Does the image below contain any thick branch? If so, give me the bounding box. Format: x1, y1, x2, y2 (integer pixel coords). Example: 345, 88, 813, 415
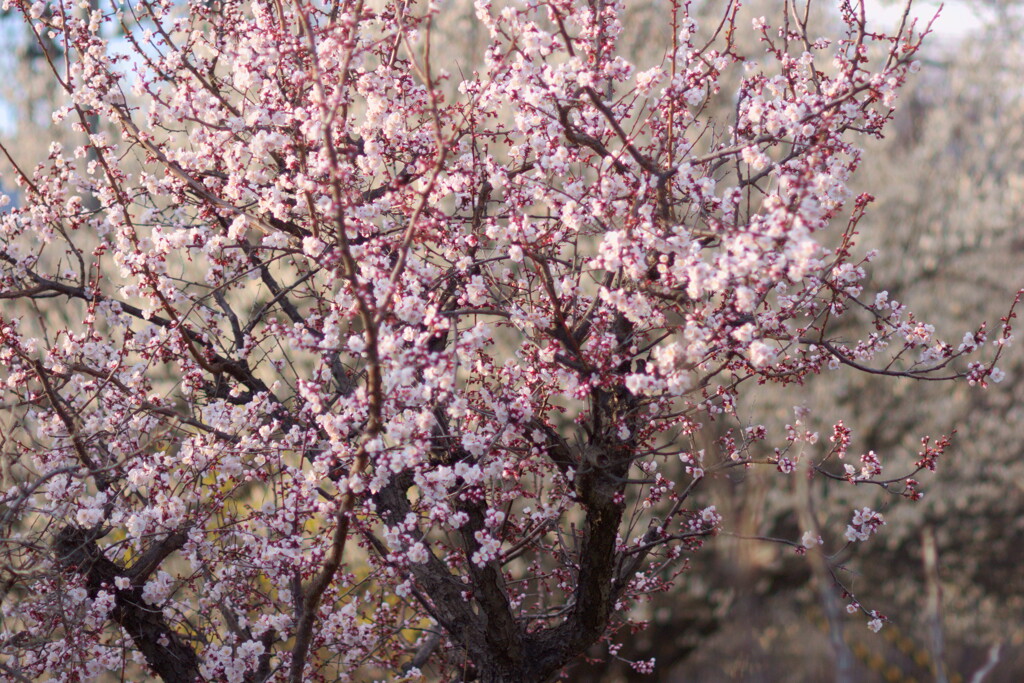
53, 526, 200, 683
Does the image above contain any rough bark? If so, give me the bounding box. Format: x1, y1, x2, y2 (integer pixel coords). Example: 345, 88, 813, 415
53, 526, 201, 683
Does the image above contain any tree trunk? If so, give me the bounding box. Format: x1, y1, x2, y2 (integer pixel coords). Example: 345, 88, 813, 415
53, 526, 201, 683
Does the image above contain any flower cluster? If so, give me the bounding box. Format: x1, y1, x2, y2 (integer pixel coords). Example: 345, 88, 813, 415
845, 507, 886, 543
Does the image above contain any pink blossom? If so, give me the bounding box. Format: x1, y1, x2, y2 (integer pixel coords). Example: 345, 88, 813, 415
0, 1, 1006, 679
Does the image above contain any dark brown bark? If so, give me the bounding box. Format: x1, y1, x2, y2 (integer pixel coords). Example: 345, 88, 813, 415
53, 526, 201, 683
374, 318, 643, 682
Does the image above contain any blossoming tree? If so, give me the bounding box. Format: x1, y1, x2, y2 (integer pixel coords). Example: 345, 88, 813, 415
0, 0, 1014, 680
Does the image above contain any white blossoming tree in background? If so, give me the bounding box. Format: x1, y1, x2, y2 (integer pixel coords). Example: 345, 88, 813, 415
0, 0, 1015, 680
